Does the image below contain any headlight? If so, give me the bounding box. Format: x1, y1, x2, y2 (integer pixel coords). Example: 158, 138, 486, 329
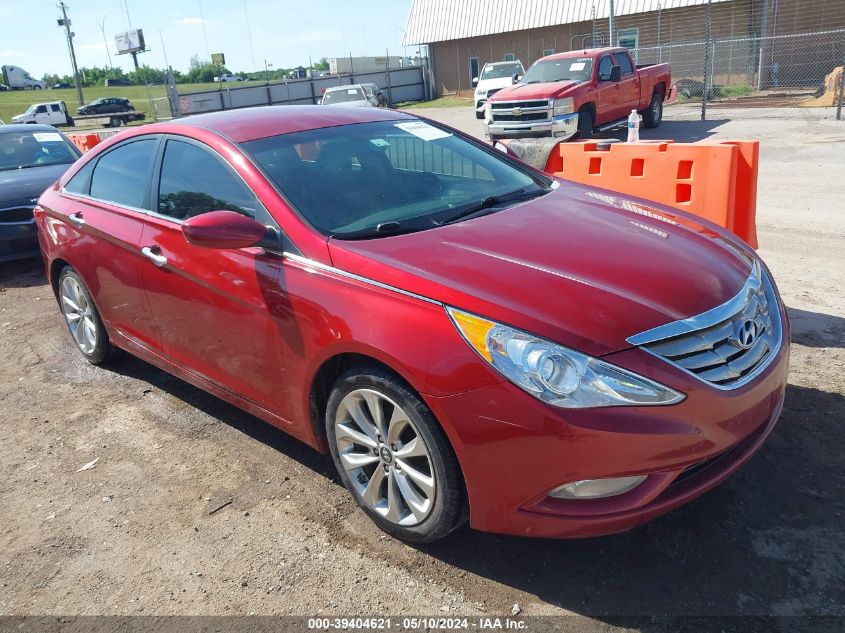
553, 97, 575, 116
447, 308, 684, 409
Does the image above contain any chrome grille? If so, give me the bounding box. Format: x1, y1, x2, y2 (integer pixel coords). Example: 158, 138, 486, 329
490, 99, 549, 109
627, 261, 782, 389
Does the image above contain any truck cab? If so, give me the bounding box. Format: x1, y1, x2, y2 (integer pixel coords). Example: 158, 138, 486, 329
485, 48, 671, 141
11, 101, 73, 126
1, 65, 46, 90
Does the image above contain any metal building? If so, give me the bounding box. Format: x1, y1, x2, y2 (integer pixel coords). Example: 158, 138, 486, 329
403, 0, 845, 97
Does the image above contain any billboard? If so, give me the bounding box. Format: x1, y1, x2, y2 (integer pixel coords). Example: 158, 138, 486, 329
115, 29, 145, 55
211, 53, 226, 66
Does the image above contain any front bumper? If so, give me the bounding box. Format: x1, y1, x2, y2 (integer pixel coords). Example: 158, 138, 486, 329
486, 112, 579, 140
0, 218, 39, 262
424, 317, 789, 538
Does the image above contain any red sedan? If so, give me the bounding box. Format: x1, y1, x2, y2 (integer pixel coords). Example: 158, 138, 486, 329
34, 106, 788, 542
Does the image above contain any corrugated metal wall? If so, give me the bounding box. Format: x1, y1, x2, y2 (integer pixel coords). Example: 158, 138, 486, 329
403, 0, 731, 45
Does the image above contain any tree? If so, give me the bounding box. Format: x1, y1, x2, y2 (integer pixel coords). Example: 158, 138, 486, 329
313, 57, 329, 71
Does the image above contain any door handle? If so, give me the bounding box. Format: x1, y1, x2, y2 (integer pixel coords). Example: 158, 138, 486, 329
68, 212, 85, 227
141, 246, 168, 268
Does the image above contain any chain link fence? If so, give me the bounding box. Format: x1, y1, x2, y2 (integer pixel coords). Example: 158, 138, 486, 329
632, 29, 844, 120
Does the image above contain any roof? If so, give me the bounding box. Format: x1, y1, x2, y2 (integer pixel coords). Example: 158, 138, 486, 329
403, 0, 729, 45
166, 105, 414, 143
0, 123, 61, 134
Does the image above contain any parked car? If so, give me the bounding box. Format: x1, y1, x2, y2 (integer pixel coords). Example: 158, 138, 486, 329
0, 124, 80, 261
76, 97, 132, 116
36, 106, 788, 543
485, 47, 671, 140
214, 74, 242, 82
472, 60, 525, 118
104, 78, 130, 87
11, 101, 74, 126
361, 83, 389, 107
320, 84, 376, 107
53, 82, 73, 89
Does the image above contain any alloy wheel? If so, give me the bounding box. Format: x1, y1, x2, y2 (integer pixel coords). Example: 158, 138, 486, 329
334, 388, 436, 526
60, 276, 98, 355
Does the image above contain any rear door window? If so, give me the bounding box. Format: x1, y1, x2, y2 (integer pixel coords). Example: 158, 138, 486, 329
616, 53, 634, 75
89, 138, 157, 209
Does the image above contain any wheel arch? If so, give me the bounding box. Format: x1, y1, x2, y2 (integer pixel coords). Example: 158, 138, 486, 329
307, 350, 424, 447
654, 81, 666, 99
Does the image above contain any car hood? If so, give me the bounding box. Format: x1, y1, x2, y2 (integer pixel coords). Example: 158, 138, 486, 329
0, 163, 71, 207
476, 77, 516, 94
328, 182, 754, 356
490, 81, 579, 101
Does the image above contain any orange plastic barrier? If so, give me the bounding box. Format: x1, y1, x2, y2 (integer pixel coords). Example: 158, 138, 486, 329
66, 130, 121, 154
544, 139, 759, 249
67, 133, 102, 153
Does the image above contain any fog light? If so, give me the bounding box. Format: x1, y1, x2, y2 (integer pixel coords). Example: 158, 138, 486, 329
549, 475, 647, 500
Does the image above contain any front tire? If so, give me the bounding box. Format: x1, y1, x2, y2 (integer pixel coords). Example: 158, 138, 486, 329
577, 109, 593, 138
326, 366, 466, 543
642, 92, 663, 128
58, 267, 112, 365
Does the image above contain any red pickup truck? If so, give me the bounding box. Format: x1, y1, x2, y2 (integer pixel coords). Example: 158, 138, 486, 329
485, 47, 672, 141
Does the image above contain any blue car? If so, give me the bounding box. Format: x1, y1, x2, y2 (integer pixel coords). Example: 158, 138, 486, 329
0, 124, 81, 262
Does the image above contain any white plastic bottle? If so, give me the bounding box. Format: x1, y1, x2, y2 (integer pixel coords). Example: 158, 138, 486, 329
626, 109, 641, 143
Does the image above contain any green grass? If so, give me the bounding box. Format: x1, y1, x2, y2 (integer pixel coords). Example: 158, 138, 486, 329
397, 96, 473, 109
718, 85, 755, 99
0, 82, 263, 128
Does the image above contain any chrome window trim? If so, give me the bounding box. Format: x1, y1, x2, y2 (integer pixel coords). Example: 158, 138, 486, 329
59, 189, 184, 224
628, 261, 784, 391
282, 252, 442, 306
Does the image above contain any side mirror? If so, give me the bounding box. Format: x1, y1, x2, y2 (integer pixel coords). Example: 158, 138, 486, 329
512, 73, 522, 84
472, 76, 479, 88
181, 210, 267, 250
610, 65, 622, 82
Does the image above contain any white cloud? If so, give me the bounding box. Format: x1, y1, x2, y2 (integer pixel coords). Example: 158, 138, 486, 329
175, 17, 203, 25
0, 50, 27, 57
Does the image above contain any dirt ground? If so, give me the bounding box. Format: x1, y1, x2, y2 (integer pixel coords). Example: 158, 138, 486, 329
1, 111, 843, 629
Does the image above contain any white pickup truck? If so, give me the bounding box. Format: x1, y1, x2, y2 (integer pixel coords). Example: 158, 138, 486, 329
12, 100, 145, 127
472, 60, 525, 119
214, 73, 243, 82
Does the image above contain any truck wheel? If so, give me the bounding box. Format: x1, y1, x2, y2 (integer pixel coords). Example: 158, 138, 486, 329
577, 109, 593, 138
33, 85, 42, 90
642, 92, 663, 128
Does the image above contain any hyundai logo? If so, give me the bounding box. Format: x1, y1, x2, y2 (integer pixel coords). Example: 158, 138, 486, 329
733, 319, 759, 350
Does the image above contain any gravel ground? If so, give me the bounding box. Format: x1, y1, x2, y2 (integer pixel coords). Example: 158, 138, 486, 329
0, 111, 843, 628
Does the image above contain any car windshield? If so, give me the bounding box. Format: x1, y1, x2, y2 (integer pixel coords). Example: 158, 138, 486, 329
322, 88, 366, 104
521, 57, 594, 84
481, 63, 522, 79
0, 130, 79, 171
241, 119, 551, 238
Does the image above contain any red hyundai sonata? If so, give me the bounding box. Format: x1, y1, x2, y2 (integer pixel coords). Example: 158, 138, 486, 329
34, 106, 788, 542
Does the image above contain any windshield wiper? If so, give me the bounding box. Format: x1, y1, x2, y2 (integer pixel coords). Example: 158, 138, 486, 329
331, 220, 431, 240
436, 187, 548, 226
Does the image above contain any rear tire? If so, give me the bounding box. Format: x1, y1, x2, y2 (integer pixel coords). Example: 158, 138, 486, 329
326, 365, 466, 543
57, 267, 112, 365
642, 92, 663, 128
577, 109, 593, 138
109, 117, 122, 128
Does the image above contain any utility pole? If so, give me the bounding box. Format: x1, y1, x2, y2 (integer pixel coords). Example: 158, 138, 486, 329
58, 2, 85, 107
608, 0, 615, 47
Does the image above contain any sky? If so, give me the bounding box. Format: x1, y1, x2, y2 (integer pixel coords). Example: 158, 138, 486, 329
0, 0, 416, 78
